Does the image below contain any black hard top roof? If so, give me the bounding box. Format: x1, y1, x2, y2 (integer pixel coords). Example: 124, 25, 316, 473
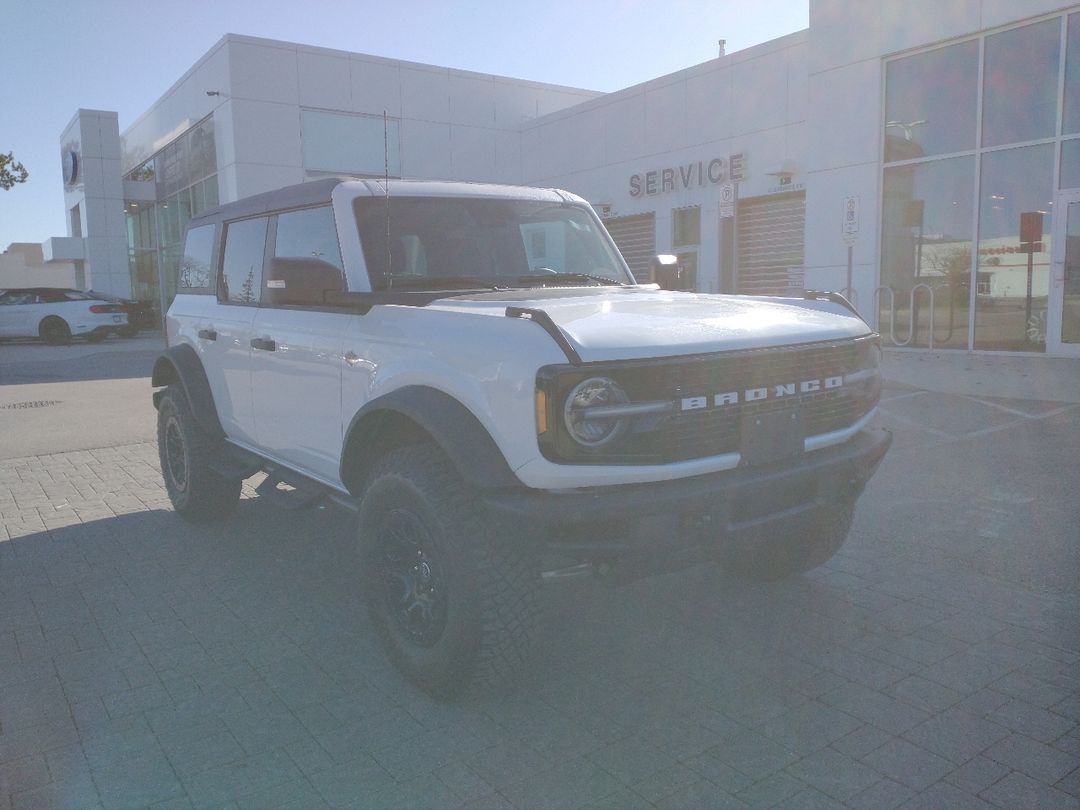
189, 177, 341, 226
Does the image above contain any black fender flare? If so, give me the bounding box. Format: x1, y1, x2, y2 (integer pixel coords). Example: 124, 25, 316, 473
150, 344, 225, 439
341, 386, 521, 493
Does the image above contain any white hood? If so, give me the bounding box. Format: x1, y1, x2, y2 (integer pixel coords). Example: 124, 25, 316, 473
431, 288, 872, 362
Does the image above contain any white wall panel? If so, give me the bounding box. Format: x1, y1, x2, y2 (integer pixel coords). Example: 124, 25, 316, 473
685, 69, 733, 146
786, 49, 809, 125
229, 100, 302, 168
228, 41, 299, 105
808, 0, 882, 73
450, 126, 496, 180
350, 58, 403, 116
298, 50, 351, 110
449, 74, 496, 126
806, 58, 881, 172
980, 0, 1076, 34
732, 52, 791, 135
878, 0, 981, 55
232, 163, 304, 199
402, 120, 451, 179
603, 95, 647, 165
400, 66, 450, 123
493, 130, 522, 184
645, 82, 687, 156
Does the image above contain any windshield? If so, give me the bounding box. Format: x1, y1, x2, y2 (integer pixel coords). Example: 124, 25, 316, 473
354, 197, 632, 291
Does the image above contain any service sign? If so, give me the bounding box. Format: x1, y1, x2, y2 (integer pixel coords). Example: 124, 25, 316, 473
630, 154, 745, 198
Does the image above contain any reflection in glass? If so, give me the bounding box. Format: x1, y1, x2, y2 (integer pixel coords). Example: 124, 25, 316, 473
885, 40, 978, 162
1063, 14, 1080, 134
275, 207, 343, 270
975, 144, 1054, 351
983, 19, 1060, 148
221, 217, 269, 304
672, 207, 701, 247
302, 110, 401, 177
1063, 202, 1080, 343
880, 157, 974, 348
1061, 138, 1080, 189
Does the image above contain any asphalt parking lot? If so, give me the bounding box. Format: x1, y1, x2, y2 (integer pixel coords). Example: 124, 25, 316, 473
0, 348, 1078, 809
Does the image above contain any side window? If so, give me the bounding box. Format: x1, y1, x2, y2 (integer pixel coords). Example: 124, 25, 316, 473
179, 224, 216, 293
220, 217, 268, 305
265, 206, 346, 307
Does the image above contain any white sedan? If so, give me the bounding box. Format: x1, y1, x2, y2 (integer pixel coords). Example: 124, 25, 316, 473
0, 287, 129, 344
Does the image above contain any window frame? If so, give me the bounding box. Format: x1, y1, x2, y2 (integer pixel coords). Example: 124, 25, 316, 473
177, 222, 219, 296
217, 215, 271, 308
261, 203, 348, 310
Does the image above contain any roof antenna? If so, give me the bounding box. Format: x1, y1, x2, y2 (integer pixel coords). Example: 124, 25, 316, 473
383, 110, 392, 291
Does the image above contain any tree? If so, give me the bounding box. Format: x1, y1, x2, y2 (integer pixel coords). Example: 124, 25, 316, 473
0, 152, 28, 190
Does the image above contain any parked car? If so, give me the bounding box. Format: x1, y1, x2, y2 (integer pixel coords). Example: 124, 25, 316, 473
0, 287, 128, 344
88, 291, 159, 336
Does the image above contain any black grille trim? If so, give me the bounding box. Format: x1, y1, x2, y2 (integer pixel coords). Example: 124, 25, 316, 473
537, 335, 879, 465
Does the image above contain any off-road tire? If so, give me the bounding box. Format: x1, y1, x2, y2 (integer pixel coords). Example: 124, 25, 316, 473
156, 385, 241, 522
357, 444, 540, 700
721, 500, 855, 582
39, 317, 72, 346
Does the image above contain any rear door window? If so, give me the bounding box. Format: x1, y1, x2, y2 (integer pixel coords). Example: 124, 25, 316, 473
220, 217, 269, 305
179, 224, 216, 293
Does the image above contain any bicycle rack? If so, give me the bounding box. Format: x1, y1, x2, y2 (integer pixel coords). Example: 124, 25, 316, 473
874, 284, 936, 349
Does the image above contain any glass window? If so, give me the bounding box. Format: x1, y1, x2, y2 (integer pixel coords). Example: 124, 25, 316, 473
975, 143, 1054, 350
880, 156, 975, 349
220, 217, 268, 304
1062, 201, 1080, 343
982, 19, 1061, 148
1061, 138, 1080, 188
1063, 13, 1080, 134
179, 225, 215, 292
885, 40, 979, 162
274, 207, 343, 269
672, 207, 701, 247
302, 110, 401, 177
265, 207, 345, 307
355, 198, 628, 290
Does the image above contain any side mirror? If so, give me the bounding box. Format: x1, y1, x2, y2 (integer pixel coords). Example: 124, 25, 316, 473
651, 254, 680, 290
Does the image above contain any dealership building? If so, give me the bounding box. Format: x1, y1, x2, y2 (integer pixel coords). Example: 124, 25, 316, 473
44, 0, 1080, 356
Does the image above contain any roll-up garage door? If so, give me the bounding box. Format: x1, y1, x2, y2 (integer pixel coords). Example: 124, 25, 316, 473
736, 192, 805, 295
603, 213, 656, 283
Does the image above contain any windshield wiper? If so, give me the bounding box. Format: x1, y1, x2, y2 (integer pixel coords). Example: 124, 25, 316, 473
516, 270, 628, 287
382, 275, 509, 291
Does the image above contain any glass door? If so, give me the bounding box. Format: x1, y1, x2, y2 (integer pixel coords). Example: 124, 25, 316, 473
1047, 189, 1080, 356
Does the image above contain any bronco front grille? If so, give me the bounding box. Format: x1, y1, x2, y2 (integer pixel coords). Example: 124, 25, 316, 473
539, 336, 878, 465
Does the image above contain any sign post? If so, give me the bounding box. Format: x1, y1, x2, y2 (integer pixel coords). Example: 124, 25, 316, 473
719, 182, 736, 219
842, 196, 859, 300
1020, 211, 1044, 338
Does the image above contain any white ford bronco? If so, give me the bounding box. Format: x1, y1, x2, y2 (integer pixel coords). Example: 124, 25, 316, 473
153, 178, 890, 698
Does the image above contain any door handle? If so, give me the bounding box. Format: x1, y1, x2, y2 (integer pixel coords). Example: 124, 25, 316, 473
250, 337, 277, 351
198, 328, 217, 341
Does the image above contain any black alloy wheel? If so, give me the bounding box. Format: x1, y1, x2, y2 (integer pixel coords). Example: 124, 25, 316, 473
376, 508, 449, 648
162, 414, 189, 495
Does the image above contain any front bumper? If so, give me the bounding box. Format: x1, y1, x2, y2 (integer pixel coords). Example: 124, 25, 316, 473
483, 428, 891, 569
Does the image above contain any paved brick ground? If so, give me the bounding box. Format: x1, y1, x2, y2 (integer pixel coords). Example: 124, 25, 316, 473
0, 388, 1078, 809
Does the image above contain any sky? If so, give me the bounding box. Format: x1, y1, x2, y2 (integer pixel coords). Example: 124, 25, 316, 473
0, 0, 808, 250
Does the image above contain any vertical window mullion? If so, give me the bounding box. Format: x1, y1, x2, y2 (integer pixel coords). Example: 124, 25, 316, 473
968, 35, 987, 352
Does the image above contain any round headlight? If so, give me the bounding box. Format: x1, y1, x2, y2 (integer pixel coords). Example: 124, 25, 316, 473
564, 377, 629, 447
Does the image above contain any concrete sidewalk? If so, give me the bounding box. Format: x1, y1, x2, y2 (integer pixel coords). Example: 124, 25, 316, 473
882, 350, 1080, 404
